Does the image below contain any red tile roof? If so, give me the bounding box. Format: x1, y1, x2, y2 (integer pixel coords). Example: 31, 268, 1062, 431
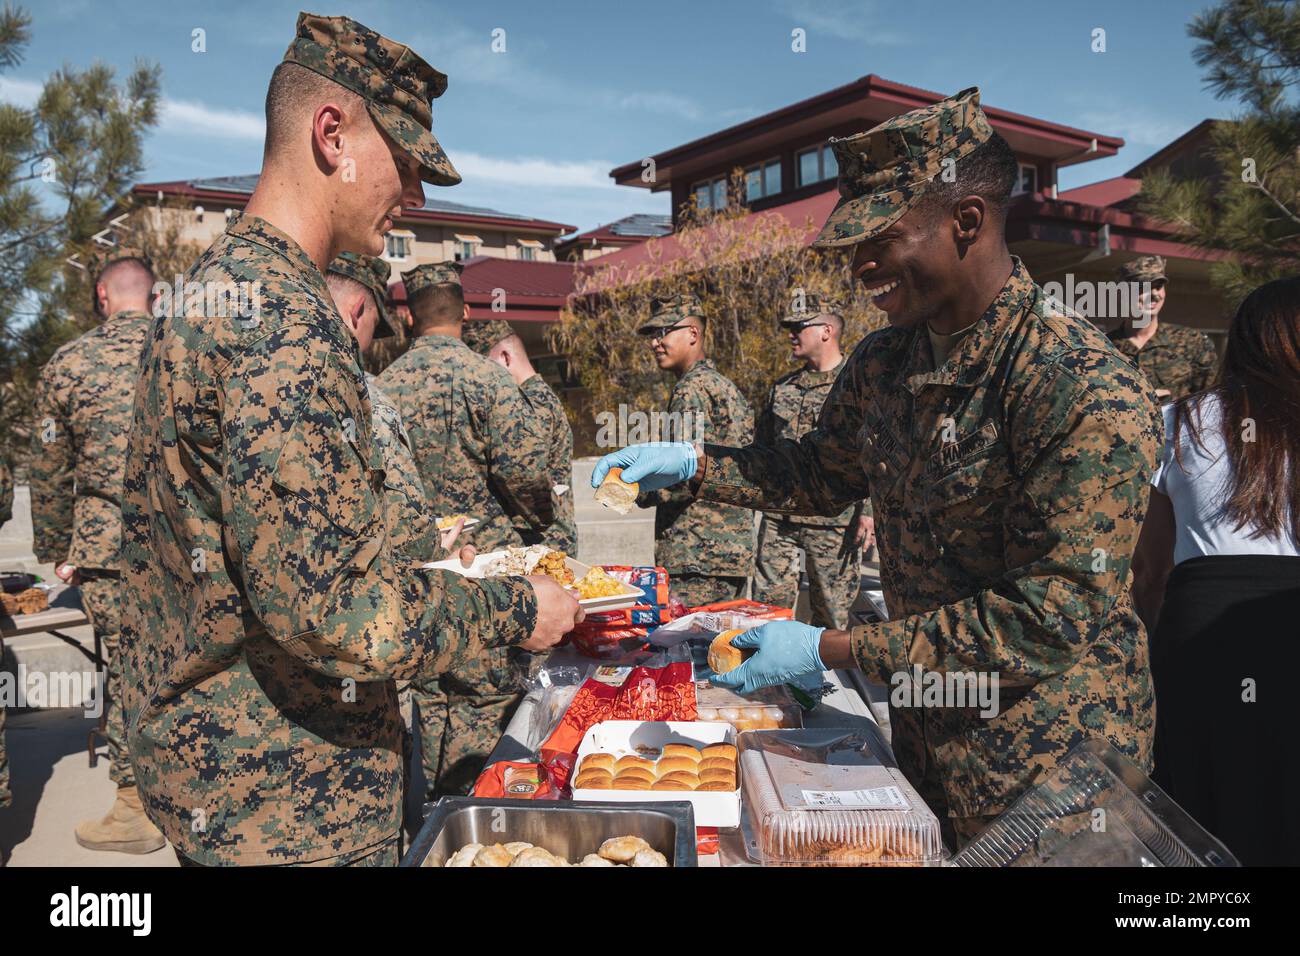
389, 257, 577, 322
1056, 176, 1143, 208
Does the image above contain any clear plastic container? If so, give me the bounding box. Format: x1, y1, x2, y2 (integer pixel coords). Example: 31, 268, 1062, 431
694, 681, 802, 731
739, 727, 944, 866
951, 739, 1239, 867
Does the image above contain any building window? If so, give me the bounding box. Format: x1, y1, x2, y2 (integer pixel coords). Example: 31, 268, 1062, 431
518, 239, 543, 261
796, 144, 838, 187
1014, 163, 1038, 196
691, 175, 728, 211
744, 158, 782, 202
384, 230, 414, 260
454, 233, 482, 261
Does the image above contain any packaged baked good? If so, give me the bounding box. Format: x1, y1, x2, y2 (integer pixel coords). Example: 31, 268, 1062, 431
740, 728, 943, 867
694, 681, 803, 732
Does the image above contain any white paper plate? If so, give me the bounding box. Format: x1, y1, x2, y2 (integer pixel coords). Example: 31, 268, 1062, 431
433, 516, 481, 532
421, 550, 642, 612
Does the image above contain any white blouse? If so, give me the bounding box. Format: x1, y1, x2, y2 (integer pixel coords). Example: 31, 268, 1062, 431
1152, 393, 1299, 565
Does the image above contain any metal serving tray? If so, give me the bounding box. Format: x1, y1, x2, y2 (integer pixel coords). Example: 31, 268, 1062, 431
400, 796, 698, 867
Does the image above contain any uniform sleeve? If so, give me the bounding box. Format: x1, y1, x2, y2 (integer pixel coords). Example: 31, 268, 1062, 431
755, 383, 778, 447
28, 360, 76, 564
850, 352, 1160, 688
482, 373, 556, 531
224, 322, 537, 684
696, 355, 873, 516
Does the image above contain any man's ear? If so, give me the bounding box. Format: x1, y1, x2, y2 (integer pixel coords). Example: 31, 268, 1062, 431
312, 102, 348, 174
954, 195, 986, 246
461, 302, 470, 322
349, 294, 366, 329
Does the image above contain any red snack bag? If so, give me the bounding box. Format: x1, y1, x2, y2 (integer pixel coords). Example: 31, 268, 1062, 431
696, 827, 720, 856
471, 761, 556, 800
600, 565, 670, 606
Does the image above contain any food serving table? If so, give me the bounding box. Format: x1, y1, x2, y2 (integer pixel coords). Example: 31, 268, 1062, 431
475, 645, 887, 867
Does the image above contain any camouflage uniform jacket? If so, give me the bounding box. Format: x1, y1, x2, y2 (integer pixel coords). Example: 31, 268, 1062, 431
757, 357, 865, 528
699, 260, 1161, 818
640, 359, 755, 576
1106, 321, 1217, 402
29, 310, 151, 569
376, 335, 554, 553
365, 375, 440, 561
117, 216, 536, 865
513, 375, 577, 553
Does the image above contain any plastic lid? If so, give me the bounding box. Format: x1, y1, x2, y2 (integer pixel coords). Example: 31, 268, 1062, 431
739, 728, 944, 866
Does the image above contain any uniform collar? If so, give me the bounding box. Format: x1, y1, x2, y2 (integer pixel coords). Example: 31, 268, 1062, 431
903, 256, 1036, 394
678, 357, 713, 381
799, 355, 846, 386
410, 333, 467, 351
1109, 320, 1168, 354
104, 308, 153, 326
224, 215, 326, 289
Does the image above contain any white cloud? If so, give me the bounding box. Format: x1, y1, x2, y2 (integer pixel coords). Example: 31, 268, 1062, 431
614, 91, 703, 121
1075, 110, 1196, 149
0, 75, 42, 107
159, 98, 265, 141
452, 152, 615, 190
773, 0, 906, 45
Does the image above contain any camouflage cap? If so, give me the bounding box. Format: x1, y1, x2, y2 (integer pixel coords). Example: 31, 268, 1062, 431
328, 252, 395, 338
401, 261, 463, 297
282, 13, 461, 186
88, 244, 153, 285
779, 290, 843, 327
461, 318, 515, 354
813, 87, 993, 248
637, 290, 704, 335
1117, 255, 1167, 283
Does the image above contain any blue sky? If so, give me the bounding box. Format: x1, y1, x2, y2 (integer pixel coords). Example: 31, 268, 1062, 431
1, 0, 1238, 234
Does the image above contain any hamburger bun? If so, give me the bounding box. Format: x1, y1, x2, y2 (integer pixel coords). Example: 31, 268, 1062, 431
707, 629, 752, 675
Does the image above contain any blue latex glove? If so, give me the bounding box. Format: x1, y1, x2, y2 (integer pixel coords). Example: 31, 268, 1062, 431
709, 621, 827, 696
591, 442, 698, 493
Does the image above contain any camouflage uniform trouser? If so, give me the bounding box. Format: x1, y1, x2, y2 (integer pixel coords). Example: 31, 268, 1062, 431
671, 574, 749, 610
176, 831, 401, 867
80, 572, 132, 788
412, 647, 527, 801
753, 517, 862, 629
0, 635, 8, 809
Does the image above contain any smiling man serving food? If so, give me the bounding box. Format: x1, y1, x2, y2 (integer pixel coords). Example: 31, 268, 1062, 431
593, 88, 1163, 848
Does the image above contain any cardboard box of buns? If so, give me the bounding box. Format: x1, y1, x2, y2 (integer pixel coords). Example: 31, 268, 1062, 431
570, 720, 741, 828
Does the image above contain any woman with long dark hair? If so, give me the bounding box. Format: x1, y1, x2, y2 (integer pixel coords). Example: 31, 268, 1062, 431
1133, 276, 1300, 866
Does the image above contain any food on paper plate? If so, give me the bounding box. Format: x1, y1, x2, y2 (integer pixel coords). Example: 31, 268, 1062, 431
448, 835, 670, 866
434, 514, 472, 531
570, 565, 626, 599
707, 628, 752, 675
594, 466, 639, 514
533, 548, 576, 586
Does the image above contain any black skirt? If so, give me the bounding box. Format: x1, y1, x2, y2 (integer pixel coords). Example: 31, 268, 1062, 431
1150, 554, 1300, 866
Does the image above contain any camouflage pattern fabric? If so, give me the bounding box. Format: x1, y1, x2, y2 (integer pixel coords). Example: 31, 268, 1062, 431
0, 454, 11, 524
756, 358, 863, 527
282, 13, 460, 186
177, 831, 401, 867
29, 309, 152, 570
813, 87, 992, 248
329, 253, 394, 339
638, 290, 704, 335
672, 573, 748, 610
116, 215, 537, 866
1117, 255, 1166, 283
1106, 322, 1218, 403
376, 334, 555, 553
364, 375, 439, 561
80, 572, 133, 787
697, 259, 1162, 825
400, 261, 462, 296
753, 518, 860, 629
638, 358, 755, 578
378, 334, 554, 799
458, 320, 577, 553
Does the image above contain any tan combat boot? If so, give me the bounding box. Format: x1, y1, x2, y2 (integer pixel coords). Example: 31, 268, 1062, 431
74, 786, 167, 854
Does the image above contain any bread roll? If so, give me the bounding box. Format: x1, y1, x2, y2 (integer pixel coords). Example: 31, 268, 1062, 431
594, 467, 640, 515
579, 853, 617, 867
581, 753, 616, 773
702, 743, 738, 761
655, 756, 697, 777
652, 777, 690, 790
598, 836, 653, 862
471, 843, 514, 867
661, 744, 702, 762
630, 848, 669, 867
445, 843, 482, 867
697, 780, 737, 791
699, 757, 735, 774
615, 755, 655, 773
509, 846, 565, 867
573, 771, 613, 789
707, 629, 750, 675
613, 776, 652, 790
615, 766, 655, 782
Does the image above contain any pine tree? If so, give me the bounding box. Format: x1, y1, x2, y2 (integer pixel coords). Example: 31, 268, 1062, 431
1138, 0, 1300, 306
0, 3, 160, 463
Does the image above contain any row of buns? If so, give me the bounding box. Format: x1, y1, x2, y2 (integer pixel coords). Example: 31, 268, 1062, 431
573, 742, 737, 793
